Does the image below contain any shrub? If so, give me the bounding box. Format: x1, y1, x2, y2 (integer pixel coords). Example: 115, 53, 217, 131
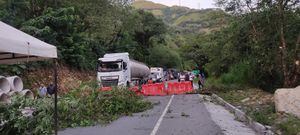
0, 84, 152, 135
219, 61, 253, 86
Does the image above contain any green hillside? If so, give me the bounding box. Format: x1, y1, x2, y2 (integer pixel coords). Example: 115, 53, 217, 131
132, 0, 167, 10
132, 0, 230, 34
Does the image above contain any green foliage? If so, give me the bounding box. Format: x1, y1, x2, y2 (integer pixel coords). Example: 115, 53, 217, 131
277, 116, 300, 135
148, 45, 181, 68
20, 7, 99, 70
180, 34, 210, 68
249, 104, 276, 126
0, 65, 27, 75
0, 96, 54, 135
219, 61, 253, 85
0, 83, 152, 134
180, 0, 299, 91
0, 0, 175, 71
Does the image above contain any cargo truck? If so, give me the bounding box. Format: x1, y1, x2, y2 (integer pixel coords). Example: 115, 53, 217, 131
97, 53, 150, 87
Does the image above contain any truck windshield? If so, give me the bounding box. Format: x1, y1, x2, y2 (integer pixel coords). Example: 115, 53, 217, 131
98, 61, 122, 72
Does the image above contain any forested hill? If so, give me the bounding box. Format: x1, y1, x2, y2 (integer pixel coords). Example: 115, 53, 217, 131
1, 0, 299, 92
132, 0, 230, 34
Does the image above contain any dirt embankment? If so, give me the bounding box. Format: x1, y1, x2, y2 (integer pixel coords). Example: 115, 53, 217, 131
23, 65, 95, 94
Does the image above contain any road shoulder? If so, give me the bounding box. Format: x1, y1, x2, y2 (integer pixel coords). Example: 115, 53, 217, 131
200, 95, 257, 135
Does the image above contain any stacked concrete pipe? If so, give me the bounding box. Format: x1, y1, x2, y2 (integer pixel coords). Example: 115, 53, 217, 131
7, 76, 23, 92
0, 76, 35, 101
0, 92, 11, 104
8, 90, 20, 96
0, 76, 10, 93
20, 89, 34, 99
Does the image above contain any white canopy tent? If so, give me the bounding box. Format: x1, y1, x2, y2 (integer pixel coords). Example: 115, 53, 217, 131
0, 21, 58, 134
0, 21, 57, 64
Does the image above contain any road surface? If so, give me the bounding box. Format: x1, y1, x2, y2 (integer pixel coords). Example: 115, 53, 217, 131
59, 94, 256, 135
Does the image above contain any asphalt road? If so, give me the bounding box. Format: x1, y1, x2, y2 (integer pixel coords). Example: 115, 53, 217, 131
59, 94, 255, 135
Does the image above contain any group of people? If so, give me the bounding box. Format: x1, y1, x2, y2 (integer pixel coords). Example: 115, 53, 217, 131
178, 68, 206, 89
38, 84, 56, 97
147, 67, 207, 89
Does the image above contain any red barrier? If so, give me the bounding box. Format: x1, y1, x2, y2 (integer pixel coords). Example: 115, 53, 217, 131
166, 82, 193, 95
155, 83, 166, 96
179, 82, 186, 94
166, 82, 175, 95
142, 81, 193, 96
100, 87, 112, 91
129, 86, 139, 92
141, 84, 150, 96
184, 81, 193, 93
141, 83, 166, 96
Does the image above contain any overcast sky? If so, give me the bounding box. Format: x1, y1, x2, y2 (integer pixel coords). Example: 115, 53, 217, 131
148, 0, 217, 9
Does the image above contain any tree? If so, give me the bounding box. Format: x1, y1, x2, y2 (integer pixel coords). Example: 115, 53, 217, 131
215, 0, 300, 88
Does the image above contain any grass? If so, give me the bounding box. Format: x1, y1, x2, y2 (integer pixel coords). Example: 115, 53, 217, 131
132, 0, 167, 10
151, 10, 164, 16
217, 90, 248, 104
248, 104, 277, 126
206, 78, 300, 134
205, 77, 244, 93
173, 12, 206, 26
277, 116, 300, 135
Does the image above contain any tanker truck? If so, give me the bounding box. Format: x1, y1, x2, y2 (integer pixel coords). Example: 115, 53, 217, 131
97, 52, 150, 87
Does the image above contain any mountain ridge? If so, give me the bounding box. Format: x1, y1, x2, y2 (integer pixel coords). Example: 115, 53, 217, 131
132, 0, 229, 34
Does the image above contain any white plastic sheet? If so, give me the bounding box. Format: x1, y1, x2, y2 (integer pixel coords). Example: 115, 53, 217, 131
0, 21, 57, 64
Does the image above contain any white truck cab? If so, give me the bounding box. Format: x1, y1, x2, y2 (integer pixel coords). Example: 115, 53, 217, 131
150, 67, 164, 83
97, 52, 150, 87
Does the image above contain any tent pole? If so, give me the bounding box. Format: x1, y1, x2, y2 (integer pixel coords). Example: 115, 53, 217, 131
53, 59, 58, 135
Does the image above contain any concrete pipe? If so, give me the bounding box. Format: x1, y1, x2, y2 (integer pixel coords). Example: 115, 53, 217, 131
0, 92, 11, 104
20, 89, 34, 99
7, 76, 23, 92
0, 76, 10, 93
8, 90, 20, 96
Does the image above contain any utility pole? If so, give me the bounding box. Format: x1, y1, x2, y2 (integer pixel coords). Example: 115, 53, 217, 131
198, 3, 200, 9
178, 0, 181, 6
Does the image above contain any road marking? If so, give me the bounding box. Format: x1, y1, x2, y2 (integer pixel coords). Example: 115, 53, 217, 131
150, 95, 174, 135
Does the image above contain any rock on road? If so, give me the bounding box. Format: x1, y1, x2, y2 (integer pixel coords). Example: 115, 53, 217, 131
59, 94, 256, 135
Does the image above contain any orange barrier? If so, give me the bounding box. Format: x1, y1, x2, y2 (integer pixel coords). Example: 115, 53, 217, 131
100, 87, 112, 91
129, 86, 144, 96
155, 83, 167, 96
99, 81, 194, 96
166, 82, 177, 95
129, 86, 139, 92
141, 83, 166, 96
141, 84, 149, 95
184, 81, 193, 93
179, 82, 186, 94
166, 81, 193, 95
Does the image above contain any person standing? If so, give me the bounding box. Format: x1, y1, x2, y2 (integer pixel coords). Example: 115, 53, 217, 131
198, 75, 203, 89
185, 72, 190, 82
198, 66, 206, 89
189, 72, 194, 88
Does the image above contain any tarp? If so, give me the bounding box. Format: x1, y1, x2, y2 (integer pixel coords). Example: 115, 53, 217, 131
0, 21, 57, 64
